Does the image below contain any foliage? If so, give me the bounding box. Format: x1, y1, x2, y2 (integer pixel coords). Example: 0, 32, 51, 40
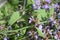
0, 0, 57, 40
8, 11, 20, 25
36, 27, 45, 38
8, 0, 19, 6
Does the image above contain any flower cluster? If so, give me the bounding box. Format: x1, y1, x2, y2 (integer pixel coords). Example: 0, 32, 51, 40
27, 1, 60, 40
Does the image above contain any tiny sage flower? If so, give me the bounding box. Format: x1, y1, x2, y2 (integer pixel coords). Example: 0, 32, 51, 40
17, 33, 20, 37
35, 34, 38, 39
58, 13, 60, 19
4, 37, 7, 40
32, 4, 40, 10
9, 26, 12, 30
29, 20, 32, 23
34, 0, 40, 6
32, 0, 40, 10
38, 24, 43, 31
45, 0, 51, 4
54, 3, 59, 8
43, 4, 50, 9
54, 34, 58, 39
28, 31, 32, 36
28, 16, 34, 23
17, 31, 21, 37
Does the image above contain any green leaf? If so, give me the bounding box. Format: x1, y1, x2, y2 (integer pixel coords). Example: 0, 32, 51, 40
15, 24, 20, 29
0, 11, 3, 16
35, 27, 45, 38
4, 6, 9, 17
8, 11, 20, 25
20, 29, 26, 35
0, 11, 3, 19
1, 26, 29, 35
8, 0, 19, 5
0, 20, 6, 24
27, 0, 31, 4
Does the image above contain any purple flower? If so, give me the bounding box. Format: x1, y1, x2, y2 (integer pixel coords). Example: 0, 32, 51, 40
46, 26, 50, 29
58, 13, 60, 19
34, 0, 40, 6
58, 25, 60, 30
32, 4, 40, 10
32, 0, 41, 10
53, 20, 56, 24
29, 20, 32, 23
43, 4, 50, 9
17, 33, 20, 37
45, 0, 51, 4
4, 37, 7, 40
28, 31, 32, 36
49, 16, 54, 21
28, 18, 32, 23
35, 34, 38, 39
49, 30, 52, 35
9, 26, 12, 30
54, 3, 59, 8
54, 34, 58, 39
38, 24, 43, 31
28, 16, 34, 23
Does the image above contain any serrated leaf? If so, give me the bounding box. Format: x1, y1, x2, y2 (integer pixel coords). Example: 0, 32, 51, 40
34, 7, 54, 24
8, 11, 20, 25
34, 9, 47, 20
36, 27, 45, 38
